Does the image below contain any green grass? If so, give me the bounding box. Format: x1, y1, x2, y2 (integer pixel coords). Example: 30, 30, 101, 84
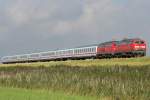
0, 87, 97, 100
0, 57, 149, 100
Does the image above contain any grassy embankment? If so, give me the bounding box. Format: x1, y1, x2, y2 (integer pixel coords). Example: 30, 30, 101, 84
0, 57, 149, 100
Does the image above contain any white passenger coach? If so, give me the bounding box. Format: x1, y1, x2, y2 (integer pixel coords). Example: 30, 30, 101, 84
1, 46, 98, 64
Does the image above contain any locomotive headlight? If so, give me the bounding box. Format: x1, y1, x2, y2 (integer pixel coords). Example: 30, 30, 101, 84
141, 46, 146, 49
134, 46, 140, 48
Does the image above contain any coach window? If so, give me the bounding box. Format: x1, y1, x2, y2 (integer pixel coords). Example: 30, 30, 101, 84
88, 48, 90, 52
82, 49, 84, 53
92, 48, 94, 52
86, 48, 88, 52
77, 50, 78, 54
90, 48, 92, 52
51, 52, 54, 56
87, 48, 89, 52
85, 48, 87, 52
75, 50, 77, 54
69, 50, 71, 54
48, 53, 51, 56
87, 48, 88, 52
91, 48, 93, 52
4, 57, 8, 60
64, 51, 66, 55
63, 51, 65, 55
84, 48, 86, 52
80, 49, 82, 53
83, 49, 85, 53
49, 53, 52, 56
65, 51, 67, 55
52, 52, 54, 56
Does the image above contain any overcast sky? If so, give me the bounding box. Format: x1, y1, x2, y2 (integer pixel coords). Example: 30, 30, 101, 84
0, 0, 149, 57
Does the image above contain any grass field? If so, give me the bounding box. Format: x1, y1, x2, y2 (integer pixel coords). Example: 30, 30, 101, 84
0, 57, 149, 100
0, 87, 97, 100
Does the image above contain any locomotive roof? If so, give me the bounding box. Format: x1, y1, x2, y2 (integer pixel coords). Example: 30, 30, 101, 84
98, 41, 119, 46
121, 38, 143, 41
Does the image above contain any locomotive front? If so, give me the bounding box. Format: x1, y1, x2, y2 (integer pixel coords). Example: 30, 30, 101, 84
131, 39, 146, 56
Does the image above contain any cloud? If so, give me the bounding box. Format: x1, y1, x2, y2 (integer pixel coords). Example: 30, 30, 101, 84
0, 0, 150, 56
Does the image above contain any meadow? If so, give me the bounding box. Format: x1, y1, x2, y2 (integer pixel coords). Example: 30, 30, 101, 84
0, 57, 149, 100
0, 87, 97, 100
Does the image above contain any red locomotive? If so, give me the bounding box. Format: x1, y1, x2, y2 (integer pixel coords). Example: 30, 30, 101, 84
97, 38, 146, 58
1, 38, 147, 64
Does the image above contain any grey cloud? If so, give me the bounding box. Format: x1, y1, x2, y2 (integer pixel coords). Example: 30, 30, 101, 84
0, 0, 150, 57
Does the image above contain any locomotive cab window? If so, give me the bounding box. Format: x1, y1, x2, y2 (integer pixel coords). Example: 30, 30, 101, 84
121, 40, 132, 44
135, 41, 144, 44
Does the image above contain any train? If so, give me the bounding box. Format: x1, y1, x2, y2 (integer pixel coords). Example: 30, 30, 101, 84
1, 38, 147, 64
